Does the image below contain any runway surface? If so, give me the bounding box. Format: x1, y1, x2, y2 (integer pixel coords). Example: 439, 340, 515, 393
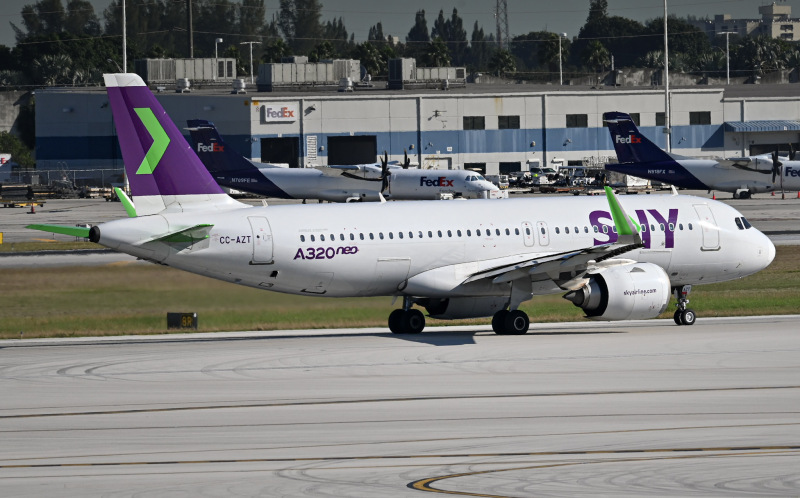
2, 316, 799, 496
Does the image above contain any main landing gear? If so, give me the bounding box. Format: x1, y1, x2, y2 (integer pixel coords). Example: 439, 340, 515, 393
491, 309, 530, 335
388, 297, 425, 334
673, 285, 696, 326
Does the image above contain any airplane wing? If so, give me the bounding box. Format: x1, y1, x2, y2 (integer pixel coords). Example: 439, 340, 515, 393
462, 187, 644, 288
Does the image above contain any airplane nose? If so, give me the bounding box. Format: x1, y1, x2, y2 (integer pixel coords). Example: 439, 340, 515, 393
764, 236, 776, 267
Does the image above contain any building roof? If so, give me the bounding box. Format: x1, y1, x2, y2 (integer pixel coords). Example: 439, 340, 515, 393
724, 120, 800, 132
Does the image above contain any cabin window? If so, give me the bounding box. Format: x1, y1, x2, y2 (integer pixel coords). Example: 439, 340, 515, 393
526, 227, 531, 236
495, 229, 500, 236
340, 234, 345, 241
574, 226, 579, 234
641, 225, 647, 232
612, 226, 617, 233
457, 230, 462, 237
541, 227, 546, 235
389, 232, 394, 239
436, 230, 442, 237
321, 234, 327, 241
565, 227, 570, 234
379, 232, 385, 240
602, 226, 608, 234
408, 231, 413, 238
584, 226, 589, 233
467, 229, 472, 236
678, 224, 683, 231
659, 223, 665, 231
300, 235, 306, 242
688, 223, 693, 230
593, 225, 598, 233
515, 228, 520, 235
668, 223, 674, 231
350, 233, 355, 240
447, 230, 452, 237
398, 232, 404, 239
418, 231, 423, 238
360, 233, 364, 240
505, 228, 510, 235
650, 224, 656, 232
310, 234, 316, 242
555, 227, 560, 234
369, 233, 374, 240
428, 230, 433, 238
477, 229, 482, 236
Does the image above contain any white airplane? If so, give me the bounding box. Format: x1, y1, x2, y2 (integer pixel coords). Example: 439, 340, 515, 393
604, 111, 800, 199
187, 119, 500, 202
28, 74, 775, 334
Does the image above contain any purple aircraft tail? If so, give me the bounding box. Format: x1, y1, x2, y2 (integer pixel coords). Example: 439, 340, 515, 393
603, 111, 674, 164
104, 73, 228, 214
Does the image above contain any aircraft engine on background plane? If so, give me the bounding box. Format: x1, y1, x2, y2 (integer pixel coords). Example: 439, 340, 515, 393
563, 263, 670, 321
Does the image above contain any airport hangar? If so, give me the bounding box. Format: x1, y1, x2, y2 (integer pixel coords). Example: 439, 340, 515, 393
34, 81, 800, 183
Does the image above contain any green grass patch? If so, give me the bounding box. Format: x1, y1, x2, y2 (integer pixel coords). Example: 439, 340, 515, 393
2, 246, 798, 339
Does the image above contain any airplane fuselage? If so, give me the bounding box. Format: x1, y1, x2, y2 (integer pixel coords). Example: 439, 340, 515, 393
97, 195, 773, 300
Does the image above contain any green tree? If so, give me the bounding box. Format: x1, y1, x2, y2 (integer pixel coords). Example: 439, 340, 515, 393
467, 21, 495, 71
423, 37, 451, 67
352, 42, 381, 77
488, 48, 515, 76
279, 0, 323, 55
368, 22, 385, 44
0, 132, 35, 169
405, 9, 430, 61
583, 40, 610, 73
64, 0, 101, 36
309, 41, 335, 62
261, 39, 289, 63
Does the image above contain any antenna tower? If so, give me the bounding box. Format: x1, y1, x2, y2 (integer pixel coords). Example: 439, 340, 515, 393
495, 0, 509, 49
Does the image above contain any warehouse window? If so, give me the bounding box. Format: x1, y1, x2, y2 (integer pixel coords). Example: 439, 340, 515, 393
566, 114, 588, 128
690, 111, 711, 125
463, 116, 486, 130
656, 112, 665, 126
498, 115, 520, 129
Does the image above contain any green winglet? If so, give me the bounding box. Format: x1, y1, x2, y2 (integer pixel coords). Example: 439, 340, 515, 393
604, 186, 641, 237
27, 224, 92, 238
114, 187, 137, 218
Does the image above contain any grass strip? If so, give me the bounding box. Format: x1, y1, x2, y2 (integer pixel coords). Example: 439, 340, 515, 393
2, 246, 798, 339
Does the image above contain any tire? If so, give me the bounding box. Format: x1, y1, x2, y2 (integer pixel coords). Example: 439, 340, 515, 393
404, 309, 425, 334
492, 310, 509, 335
504, 310, 530, 335
388, 309, 406, 334
680, 309, 697, 326
674, 310, 683, 326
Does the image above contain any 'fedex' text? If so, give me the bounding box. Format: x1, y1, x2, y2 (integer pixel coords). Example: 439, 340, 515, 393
420, 176, 454, 187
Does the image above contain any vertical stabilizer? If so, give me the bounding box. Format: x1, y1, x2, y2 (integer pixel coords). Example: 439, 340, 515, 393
603, 111, 674, 164
187, 119, 260, 176
104, 73, 234, 215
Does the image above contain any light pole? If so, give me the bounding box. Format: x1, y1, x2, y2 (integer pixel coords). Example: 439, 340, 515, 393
240, 41, 261, 84
214, 38, 223, 80
558, 32, 567, 85
663, 0, 670, 152
716, 31, 736, 85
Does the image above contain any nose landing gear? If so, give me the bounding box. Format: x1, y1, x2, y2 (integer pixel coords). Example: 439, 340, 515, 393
673, 285, 696, 326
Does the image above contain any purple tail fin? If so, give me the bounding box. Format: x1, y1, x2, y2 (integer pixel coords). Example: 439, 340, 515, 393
104, 73, 224, 199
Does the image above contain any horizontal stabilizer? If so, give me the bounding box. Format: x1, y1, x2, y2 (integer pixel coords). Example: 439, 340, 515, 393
26, 224, 92, 239
139, 224, 214, 245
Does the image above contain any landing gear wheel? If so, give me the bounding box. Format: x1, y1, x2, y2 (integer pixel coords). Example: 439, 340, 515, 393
403, 309, 425, 334
492, 310, 509, 334
504, 310, 530, 335
388, 309, 405, 334
673, 310, 683, 326
680, 309, 696, 326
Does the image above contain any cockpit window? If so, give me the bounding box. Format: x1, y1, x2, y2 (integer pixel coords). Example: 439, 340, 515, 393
742, 217, 752, 229
735, 217, 744, 230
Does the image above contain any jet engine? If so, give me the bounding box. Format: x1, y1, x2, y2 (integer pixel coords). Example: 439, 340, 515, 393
563, 263, 670, 321
421, 296, 509, 320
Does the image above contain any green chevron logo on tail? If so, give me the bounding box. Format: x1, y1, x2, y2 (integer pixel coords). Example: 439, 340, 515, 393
134, 107, 170, 175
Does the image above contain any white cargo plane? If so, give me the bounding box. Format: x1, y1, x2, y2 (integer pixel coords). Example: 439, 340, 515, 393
187, 119, 500, 202
605, 111, 800, 199
28, 74, 775, 334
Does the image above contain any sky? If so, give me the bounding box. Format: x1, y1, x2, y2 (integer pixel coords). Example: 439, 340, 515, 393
3, 0, 799, 50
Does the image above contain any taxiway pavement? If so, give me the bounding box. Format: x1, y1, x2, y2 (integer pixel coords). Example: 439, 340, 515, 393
1, 316, 799, 496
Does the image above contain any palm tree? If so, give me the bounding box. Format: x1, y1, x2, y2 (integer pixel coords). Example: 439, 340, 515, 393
488, 49, 515, 77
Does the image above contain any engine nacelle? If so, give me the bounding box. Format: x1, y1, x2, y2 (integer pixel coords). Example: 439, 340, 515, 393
421, 296, 508, 320
563, 262, 670, 321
